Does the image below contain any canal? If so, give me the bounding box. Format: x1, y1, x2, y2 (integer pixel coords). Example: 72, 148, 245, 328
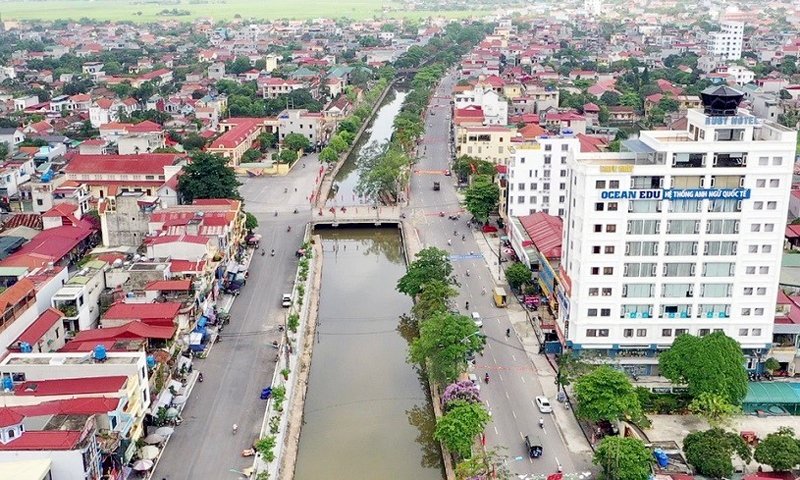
292, 228, 443, 480
327, 89, 408, 207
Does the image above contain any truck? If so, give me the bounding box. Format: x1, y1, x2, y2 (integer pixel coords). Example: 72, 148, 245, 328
433, 181, 440, 191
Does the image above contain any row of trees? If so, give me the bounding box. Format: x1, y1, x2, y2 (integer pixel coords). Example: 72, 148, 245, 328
451, 155, 501, 223
398, 247, 489, 465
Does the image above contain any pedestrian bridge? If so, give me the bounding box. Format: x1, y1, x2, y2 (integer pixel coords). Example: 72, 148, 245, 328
311, 205, 404, 227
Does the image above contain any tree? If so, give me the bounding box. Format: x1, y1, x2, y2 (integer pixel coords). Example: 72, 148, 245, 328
181, 132, 206, 151
277, 149, 298, 164
241, 149, 261, 163
397, 247, 454, 298
598, 105, 610, 124
245, 212, 258, 232
282, 133, 311, 152
574, 365, 644, 423
505, 262, 532, 289
599, 91, 620, 106
441, 381, 481, 410
455, 448, 512, 480
256, 131, 277, 152
0, 143, 8, 160
659, 331, 748, 404
412, 279, 458, 321
319, 147, 339, 163
764, 357, 781, 373
409, 311, 484, 386
338, 117, 361, 134
433, 400, 491, 458
593, 437, 653, 480
754, 427, 800, 471
329, 135, 349, 153
230, 57, 253, 75
684, 428, 751, 478
464, 177, 500, 222
688, 392, 740, 427
556, 353, 596, 388
355, 144, 409, 203
178, 152, 241, 203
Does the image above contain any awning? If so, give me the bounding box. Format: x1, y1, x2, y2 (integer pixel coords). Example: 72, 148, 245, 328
196, 316, 207, 328
744, 382, 800, 405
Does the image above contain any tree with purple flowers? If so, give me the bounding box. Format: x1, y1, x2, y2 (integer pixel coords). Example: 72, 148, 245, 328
442, 381, 481, 411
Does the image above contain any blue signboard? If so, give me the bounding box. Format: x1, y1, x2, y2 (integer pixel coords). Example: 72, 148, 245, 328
662, 188, 750, 200
537, 253, 556, 297
599, 188, 751, 201
704, 115, 760, 126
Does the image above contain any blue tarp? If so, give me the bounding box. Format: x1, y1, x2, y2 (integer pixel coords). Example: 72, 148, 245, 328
197, 316, 207, 328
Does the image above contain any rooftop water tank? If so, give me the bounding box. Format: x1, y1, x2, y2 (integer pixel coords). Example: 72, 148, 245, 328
93, 345, 107, 362
19, 342, 32, 353
2, 376, 12, 391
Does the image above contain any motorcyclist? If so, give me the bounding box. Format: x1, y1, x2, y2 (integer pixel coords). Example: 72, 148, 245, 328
271, 249, 275, 256
287, 226, 291, 232
261, 249, 265, 256
465, 301, 470, 310
484, 373, 489, 384
232, 424, 238, 434
465, 269, 470, 276
539, 417, 544, 428
506, 328, 511, 338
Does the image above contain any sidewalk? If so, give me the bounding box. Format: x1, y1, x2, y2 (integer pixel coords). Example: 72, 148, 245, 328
472, 228, 595, 470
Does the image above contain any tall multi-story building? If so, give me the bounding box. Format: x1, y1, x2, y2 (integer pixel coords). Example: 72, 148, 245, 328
708, 20, 744, 61
507, 136, 578, 218
555, 87, 796, 374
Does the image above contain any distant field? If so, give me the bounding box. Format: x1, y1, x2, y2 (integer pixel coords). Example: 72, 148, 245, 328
0, 0, 487, 22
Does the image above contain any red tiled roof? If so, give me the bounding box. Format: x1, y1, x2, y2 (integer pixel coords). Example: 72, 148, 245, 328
70, 320, 175, 341
145, 279, 191, 291
127, 120, 162, 133
208, 118, 262, 149
519, 212, 563, 258
0, 430, 82, 450
0, 408, 24, 427
148, 234, 210, 245
65, 154, 182, 175
12, 397, 120, 417
103, 302, 182, 323
577, 133, 608, 153
169, 259, 206, 272
0, 223, 93, 267
786, 224, 800, 239
139, 68, 172, 80
14, 308, 63, 347
519, 123, 547, 139
3, 213, 42, 230
42, 203, 78, 218
14, 375, 127, 396
0, 279, 35, 314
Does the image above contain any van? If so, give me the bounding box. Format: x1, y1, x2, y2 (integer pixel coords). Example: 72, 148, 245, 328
493, 287, 508, 308
524, 435, 543, 458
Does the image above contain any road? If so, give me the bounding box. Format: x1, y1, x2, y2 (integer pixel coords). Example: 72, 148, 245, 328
152, 157, 319, 480
408, 71, 579, 478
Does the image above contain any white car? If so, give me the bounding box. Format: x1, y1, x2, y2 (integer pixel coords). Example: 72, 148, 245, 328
471, 312, 483, 328
468, 373, 481, 391
535, 396, 553, 413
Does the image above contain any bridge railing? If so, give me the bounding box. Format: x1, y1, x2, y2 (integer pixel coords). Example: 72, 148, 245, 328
311, 205, 403, 223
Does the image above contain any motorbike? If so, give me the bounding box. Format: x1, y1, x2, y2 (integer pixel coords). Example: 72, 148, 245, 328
198, 372, 204, 383
484, 373, 489, 384
539, 418, 544, 428
287, 226, 291, 232
261, 249, 265, 256
293, 209, 298, 214
439, 212, 445, 217
271, 249, 275, 256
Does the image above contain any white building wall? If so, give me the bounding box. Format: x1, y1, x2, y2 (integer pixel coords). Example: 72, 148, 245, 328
558, 108, 796, 369
507, 137, 578, 218
0, 449, 84, 480
709, 21, 744, 60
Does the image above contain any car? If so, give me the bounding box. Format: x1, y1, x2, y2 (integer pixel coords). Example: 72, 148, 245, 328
281, 294, 292, 308
468, 373, 481, 391
471, 312, 483, 328
444, 169, 451, 176
430, 111, 436, 116
535, 396, 553, 413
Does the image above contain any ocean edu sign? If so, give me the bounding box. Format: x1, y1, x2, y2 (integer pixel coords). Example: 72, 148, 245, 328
599, 188, 751, 200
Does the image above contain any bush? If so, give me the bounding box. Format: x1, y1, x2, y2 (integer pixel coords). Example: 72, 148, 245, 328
255, 436, 277, 462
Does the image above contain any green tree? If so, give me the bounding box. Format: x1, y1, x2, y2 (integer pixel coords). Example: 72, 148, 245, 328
256, 131, 277, 152
688, 392, 740, 427
412, 279, 458, 321
574, 365, 644, 423
684, 428, 751, 478
178, 152, 241, 203
397, 247, 454, 298
505, 262, 532, 289
230, 57, 253, 75
277, 149, 298, 164
245, 212, 258, 231
329, 135, 349, 153
754, 427, 800, 471
556, 353, 596, 388
659, 331, 748, 404
455, 447, 511, 480
338, 117, 361, 134
433, 400, 491, 459
409, 311, 484, 386
464, 176, 500, 222
0, 143, 7, 160
764, 357, 781, 373
181, 132, 206, 151
282, 133, 311, 152
598, 105, 610, 124
593, 437, 653, 480
319, 146, 339, 163
599, 91, 620, 106
355, 143, 409, 203
241, 149, 262, 163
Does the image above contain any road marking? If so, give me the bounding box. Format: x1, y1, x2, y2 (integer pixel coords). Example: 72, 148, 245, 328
494, 425, 500, 435
512, 410, 517, 419
520, 375, 525, 384
555, 457, 560, 467
511, 354, 517, 362
498, 373, 503, 381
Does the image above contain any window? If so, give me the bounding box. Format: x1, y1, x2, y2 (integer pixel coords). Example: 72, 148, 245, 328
606, 224, 616, 233
676, 328, 688, 335
594, 224, 602, 232
765, 224, 774, 232
627, 220, 660, 235
600, 309, 611, 317
706, 219, 739, 234
663, 283, 693, 297
664, 263, 694, 277
767, 201, 777, 210
703, 262, 734, 277
603, 267, 614, 275
623, 284, 654, 298
665, 241, 697, 256
702, 283, 732, 297
598, 329, 609, 337
744, 287, 753, 295
748, 245, 758, 253
668, 219, 699, 234
757, 287, 766, 295
739, 328, 748, 336
587, 329, 597, 336
773, 157, 783, 166
662, 329, 673, 337
624, 263, 657, 277
770, 179, 780, 188
698, 329, 710, 337
742, 307, 751, 316
670, 199, 701, 213
595, 203, 604, 211
631, 176, 663, 189
592, 246, 601, 254
602, 288, 612, 296
755, 308, 764, 315
608, 202, 618, 211
545, 144, 552, 151
754, 201, 763, 210
759, 156, 769, 166
591, 267, 600, 275
636, 329, 647, 337
751, 224, 761, 232
623, 329, 633, 337
705, 241, 737, 256
759, 266, 769, 274
562, 144, 569, 151
753, 328, 762, 336
604, 246, 615, 254
747, 267, 756, 275
756, 179, 766, 188
589, 288, 599, 296
609, 180, 620, 188
518, 183, 526, 190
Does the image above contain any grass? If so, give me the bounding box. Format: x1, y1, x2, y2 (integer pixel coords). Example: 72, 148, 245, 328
0, 0, 488, 22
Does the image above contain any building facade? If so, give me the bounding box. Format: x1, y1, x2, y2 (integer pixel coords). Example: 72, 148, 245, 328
708, 21, 744, 61
507, 137, 577, 218
556, 89, 796, 375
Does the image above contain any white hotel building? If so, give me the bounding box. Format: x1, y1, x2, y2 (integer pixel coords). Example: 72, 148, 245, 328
551, 88, 796, 374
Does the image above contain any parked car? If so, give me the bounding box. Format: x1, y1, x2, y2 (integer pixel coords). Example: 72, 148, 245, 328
281, 294, 292, 308
535, 396, 552, 413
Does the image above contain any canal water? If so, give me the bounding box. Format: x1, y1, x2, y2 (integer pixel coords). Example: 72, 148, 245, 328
327, 89, 408, 207
292, 228, 444, 480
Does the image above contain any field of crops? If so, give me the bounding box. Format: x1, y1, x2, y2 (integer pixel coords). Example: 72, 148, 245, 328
0, 0, 485, 22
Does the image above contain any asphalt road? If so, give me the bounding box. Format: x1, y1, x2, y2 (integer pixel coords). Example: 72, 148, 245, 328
153, 158, 319, 480
408, 71, 578, 478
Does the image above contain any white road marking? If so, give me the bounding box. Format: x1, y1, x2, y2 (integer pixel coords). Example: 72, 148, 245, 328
520, 375, 525, 384
512, 410, 517, 419
511, 354, 517, 362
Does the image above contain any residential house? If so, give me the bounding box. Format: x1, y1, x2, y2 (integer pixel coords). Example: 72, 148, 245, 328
63, 153, 184, 199
259, 78, 305, 99
454, 86, 509, 125
277, 109, 327, 148
8, 307, 65, 353
456, 126, 517, 165
14, 96, 39, 111
0, 129, 25, 154
99, 191, 159, 247
205, 118, 267, 166
50, 258, 108, 332
607, 106, 638, 123
101, 302, 183, 329
131, 68, 173, 88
